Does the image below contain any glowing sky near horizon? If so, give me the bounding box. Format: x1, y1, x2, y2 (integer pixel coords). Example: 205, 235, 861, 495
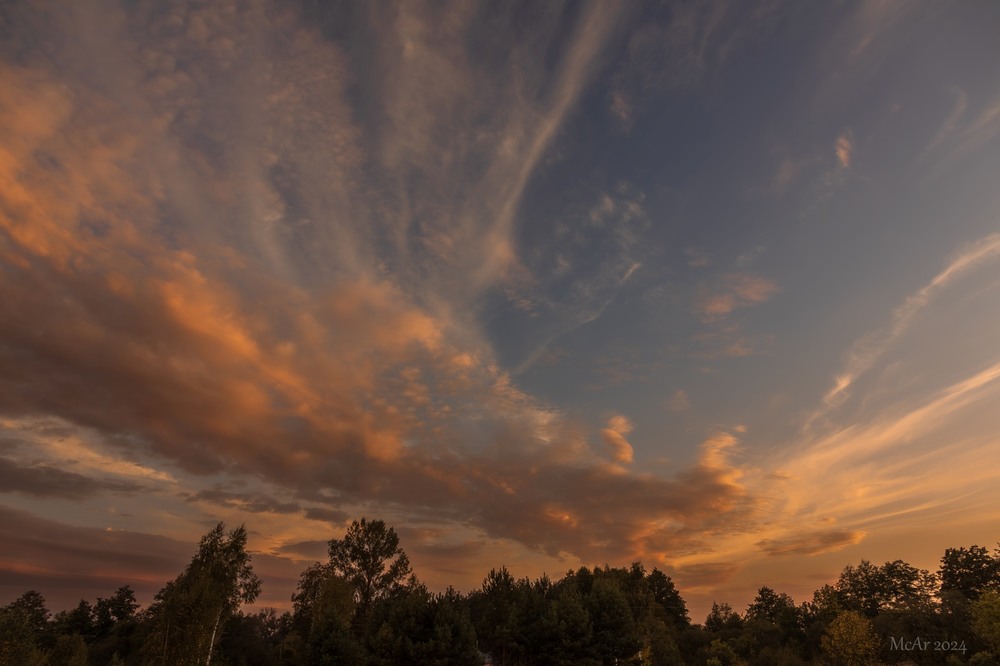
2, 0, 1000, 621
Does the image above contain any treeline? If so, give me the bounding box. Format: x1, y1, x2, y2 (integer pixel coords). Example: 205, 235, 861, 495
2, 518, 1000, 665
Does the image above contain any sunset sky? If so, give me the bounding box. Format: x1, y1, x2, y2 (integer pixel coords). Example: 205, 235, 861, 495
2, 0, 1000, 621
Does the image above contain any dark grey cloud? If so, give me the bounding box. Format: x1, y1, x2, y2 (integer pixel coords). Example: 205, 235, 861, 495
756, 530, 866, 557
0, 456, 145, 499
0, 506, 305, 612
303, 507, 349, 524
276, 539, 328, 561
185, 488, 301, 515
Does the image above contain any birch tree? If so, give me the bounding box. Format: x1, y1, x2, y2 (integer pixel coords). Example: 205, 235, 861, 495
142, 523, 261, 666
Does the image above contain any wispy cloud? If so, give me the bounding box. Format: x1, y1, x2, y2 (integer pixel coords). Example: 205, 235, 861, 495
819, 233, 1000, 411
835, 131, 854, 168
756, 530, 866, 557
920, 93, 1000, 180
667, 390, 692, 412
694, 273, 779, 323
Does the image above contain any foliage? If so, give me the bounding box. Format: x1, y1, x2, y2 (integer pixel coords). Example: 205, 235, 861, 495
0, 591, 52, 666
141, 522, 261, 666
327, 517, 412, 631
586, 575, 641, 664
10, 521, 1000, 665
835, 559, 937, 617
47, 633, 89, 666
471, 566, 519, 665
973, 590, 1000, 653
705, 601, 744, 634
941, 545, 1000, 600
647, 567, 690, 630
821, 610, 879, 665
368, 583, 480, 665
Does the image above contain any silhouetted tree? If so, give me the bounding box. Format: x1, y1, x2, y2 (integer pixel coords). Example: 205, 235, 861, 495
586, 575, 640, 664
327, 517, 412, 636
141, 522, 261, 666
941, 545, 1000, 600
836, 559, 936, 617
648, 568, 689, 630
0, 591, 51, 666
471, 566, 518, 666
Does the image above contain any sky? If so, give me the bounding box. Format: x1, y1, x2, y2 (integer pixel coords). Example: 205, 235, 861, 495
2, 0, 1000, 622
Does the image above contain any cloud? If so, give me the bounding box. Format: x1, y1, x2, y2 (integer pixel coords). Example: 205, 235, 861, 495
835, 131, 854, 168
769, 157, 806, 193
511, 186, 650, 375
0, 457, 145, 499
0, 505, 306, 611
667, 390, 692, 412
670, 562, 742, 591
918, 93, 1000, 180
695, 273, 779, 322
185, 488, 301, 515
762, 358, 1000, 564
0, 505, 194, 608
601, 414, 635, 464
277, 540, 329, 561
685, 248, 712, 268
756, 530, 866, 557
819, 232, 1000, 411
303, 507, 349, 525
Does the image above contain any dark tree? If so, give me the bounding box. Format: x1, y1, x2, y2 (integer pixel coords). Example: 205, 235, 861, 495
648, 568, 690, 630
705, 601, 743, 634
836, 559, 936, 617
141, 522, 261, 666
472, 566, 518, 666
53, 600, 94, 641
0, 591, 51, 665
940, 545, 1000, 601
290, 562, 362, 664
586, 576, 641, 664
327, 517, 412, 628
94, 585, 139, 637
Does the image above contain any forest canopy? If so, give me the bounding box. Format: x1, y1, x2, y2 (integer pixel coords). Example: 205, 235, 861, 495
2, 519, 1000, 665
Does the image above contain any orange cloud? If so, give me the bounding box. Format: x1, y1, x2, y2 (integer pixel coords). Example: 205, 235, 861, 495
695, 273, 779, 322
835, 131, 853, 168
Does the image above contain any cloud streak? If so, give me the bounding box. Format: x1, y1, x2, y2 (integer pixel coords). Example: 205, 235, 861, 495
820, 233, 1000, 411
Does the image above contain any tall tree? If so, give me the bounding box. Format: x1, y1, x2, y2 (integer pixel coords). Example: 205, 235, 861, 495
647, 568, 690, 630
142, 522, 261, 666
941, 545, 1000, 600
472, 566, 519, 666
586, 576, 641, 664
290, 562, 362, 663
327, 518, 412, 627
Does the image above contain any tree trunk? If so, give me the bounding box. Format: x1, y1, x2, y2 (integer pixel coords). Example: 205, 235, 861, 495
163, 617, 170, 664
205, 610, 221, 666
